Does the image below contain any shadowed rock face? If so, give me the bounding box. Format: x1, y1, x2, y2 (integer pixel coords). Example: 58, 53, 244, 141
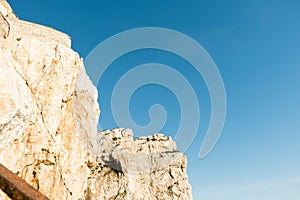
0, 1, 192, 199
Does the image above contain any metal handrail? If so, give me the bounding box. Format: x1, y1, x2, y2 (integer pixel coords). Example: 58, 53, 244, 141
0, 164, 50, 200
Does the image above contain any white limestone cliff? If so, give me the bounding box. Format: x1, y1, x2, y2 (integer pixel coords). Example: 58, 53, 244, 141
0, 1, 192, 199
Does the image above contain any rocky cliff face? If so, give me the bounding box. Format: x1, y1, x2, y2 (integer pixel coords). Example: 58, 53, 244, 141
0, 1, 192, 199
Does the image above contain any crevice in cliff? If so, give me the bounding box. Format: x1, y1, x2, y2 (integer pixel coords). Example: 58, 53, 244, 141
15, 70, 56, 143
32, 170, 40, 190
168, 169, 174, 179
0, 12, 10, 38
63, 181, 73, 196
54, 155, 73, 197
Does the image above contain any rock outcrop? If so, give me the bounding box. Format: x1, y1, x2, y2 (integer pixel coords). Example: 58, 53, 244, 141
0, 1, 192, 199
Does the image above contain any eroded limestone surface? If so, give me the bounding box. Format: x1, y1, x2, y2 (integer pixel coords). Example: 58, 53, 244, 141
0, 1, 192, 199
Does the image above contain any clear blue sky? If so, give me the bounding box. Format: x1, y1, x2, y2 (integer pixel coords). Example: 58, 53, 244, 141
9, 0, 300, 199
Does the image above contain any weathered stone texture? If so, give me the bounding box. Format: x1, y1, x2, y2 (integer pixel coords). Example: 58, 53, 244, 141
0, 1, 192, 199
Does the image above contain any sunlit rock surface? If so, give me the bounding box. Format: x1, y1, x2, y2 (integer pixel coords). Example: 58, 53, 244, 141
0, 1, 192, 199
